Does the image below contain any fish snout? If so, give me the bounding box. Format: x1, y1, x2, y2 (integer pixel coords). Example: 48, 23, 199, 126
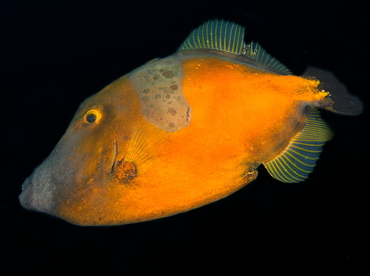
19, 177, 34, 210
19, 169, 56, 216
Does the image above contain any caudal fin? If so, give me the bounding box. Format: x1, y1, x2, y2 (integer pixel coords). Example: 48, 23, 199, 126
303, 67, 363, 116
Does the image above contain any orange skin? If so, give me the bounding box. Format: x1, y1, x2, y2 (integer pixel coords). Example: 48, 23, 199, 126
19, 51, 329, 225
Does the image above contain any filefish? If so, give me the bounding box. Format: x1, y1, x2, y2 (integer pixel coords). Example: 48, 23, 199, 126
19, 20, 363, 226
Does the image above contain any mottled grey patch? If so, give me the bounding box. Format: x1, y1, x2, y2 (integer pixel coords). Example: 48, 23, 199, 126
128, 56, 191, 132
142, 96, 149, 103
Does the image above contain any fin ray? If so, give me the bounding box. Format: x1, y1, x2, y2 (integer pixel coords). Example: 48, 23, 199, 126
178, 19, 245, 54
243, 41, 292, 75
264, 107, 333, 183
124, 130, 155, 167
178, 20, 292, 75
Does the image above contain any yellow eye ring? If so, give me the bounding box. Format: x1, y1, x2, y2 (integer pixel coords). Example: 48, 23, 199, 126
84, 109, 102, 124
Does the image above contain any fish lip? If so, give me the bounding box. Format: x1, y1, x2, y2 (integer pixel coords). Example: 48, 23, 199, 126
19, 176, 34, 210
21, 177, 30, 191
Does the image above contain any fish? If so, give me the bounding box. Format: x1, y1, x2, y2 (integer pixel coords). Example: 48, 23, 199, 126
19, 20, 363, 226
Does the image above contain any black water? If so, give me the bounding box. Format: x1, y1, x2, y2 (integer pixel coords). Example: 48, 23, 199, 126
1, 1, 368, 275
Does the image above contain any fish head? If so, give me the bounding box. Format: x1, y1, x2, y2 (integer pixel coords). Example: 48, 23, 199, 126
19, 76, 153, 225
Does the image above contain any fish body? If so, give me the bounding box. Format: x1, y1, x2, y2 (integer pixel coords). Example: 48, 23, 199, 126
19, 20, 363, 226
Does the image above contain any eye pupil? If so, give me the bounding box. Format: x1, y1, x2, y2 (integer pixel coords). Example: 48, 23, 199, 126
86, 113, 97, 123
84, 109, 101, 124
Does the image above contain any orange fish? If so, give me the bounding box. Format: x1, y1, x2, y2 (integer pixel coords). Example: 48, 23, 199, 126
19, 20, 363, 226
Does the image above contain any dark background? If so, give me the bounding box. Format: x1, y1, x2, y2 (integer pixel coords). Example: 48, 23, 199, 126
1, 0, 369, 275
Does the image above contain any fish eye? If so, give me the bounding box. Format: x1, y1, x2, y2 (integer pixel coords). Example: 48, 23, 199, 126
84, 109, 102, 124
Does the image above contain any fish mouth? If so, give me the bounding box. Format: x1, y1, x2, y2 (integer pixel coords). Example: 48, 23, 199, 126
19, 175, 45, 212
19, 177, 34, 210
19, 166, 56, 215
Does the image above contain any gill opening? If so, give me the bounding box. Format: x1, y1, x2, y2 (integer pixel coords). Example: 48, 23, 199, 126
110, 138, 118, 173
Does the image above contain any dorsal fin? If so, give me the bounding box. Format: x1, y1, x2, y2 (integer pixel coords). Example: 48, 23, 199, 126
243, 41, 292, 75
178, 19, 245, 54
178, 20, 292, 75
264, 107, 333, 183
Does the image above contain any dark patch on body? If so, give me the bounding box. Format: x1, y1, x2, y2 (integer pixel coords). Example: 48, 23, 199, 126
115, 160, 137, 183
170, 84, 178, 90
168, 108, 177, 116
162, 71, 174, 78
